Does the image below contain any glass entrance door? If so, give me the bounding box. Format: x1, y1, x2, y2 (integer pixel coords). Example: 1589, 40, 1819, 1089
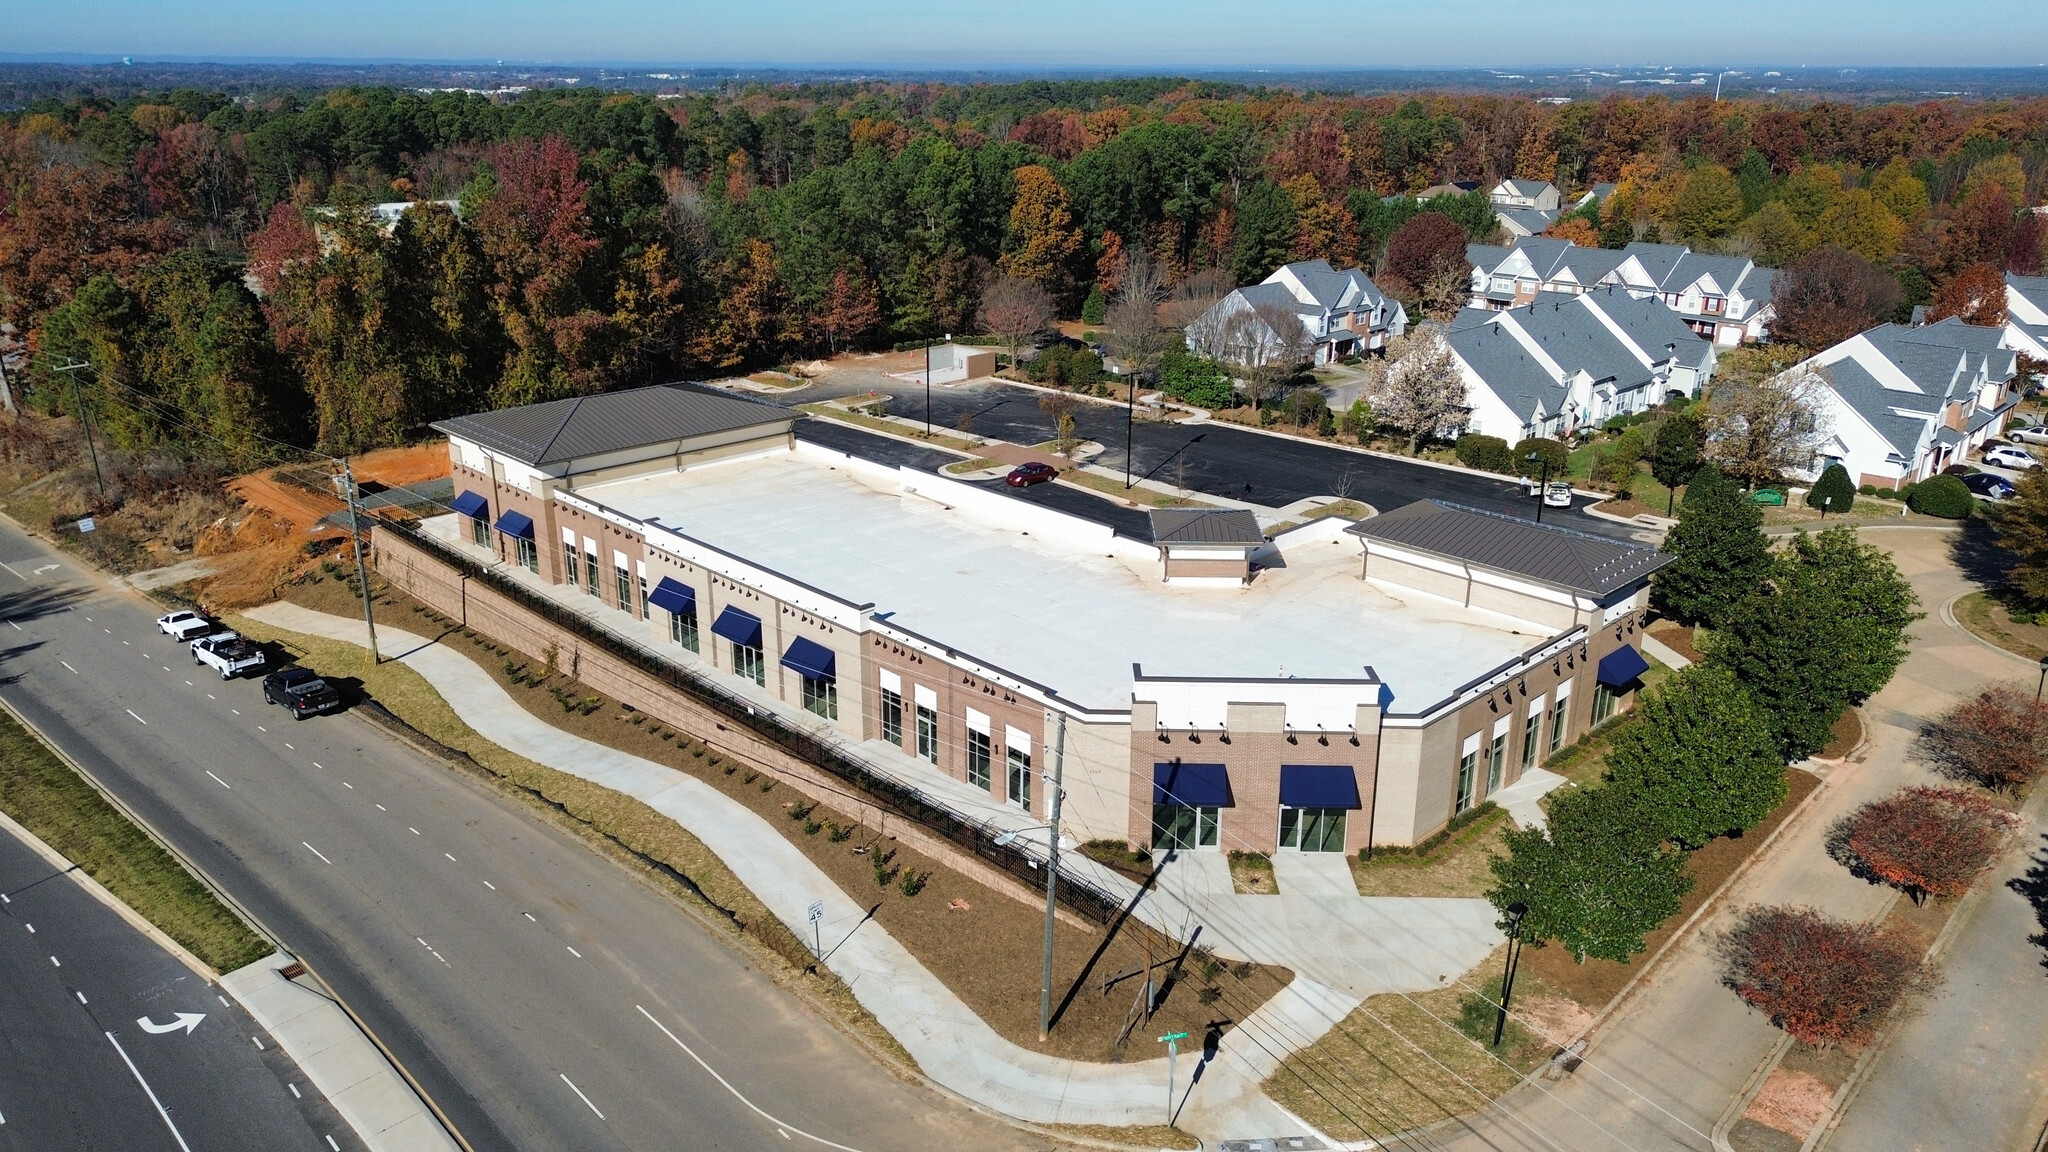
1151, 805, 1219, 850
1279, 807, 1347, 852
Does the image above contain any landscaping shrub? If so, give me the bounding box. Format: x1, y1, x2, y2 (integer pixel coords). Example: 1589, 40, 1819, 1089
1858, 483, 1878, 496
1286, 388, 1330, 430
1806, 463, 1857, 513
1488, 786, 1693, 963
1027, 343, 1104, 390
1654, 463, 1772, 628
1918, 683, 2048, 793
1513, 437, 1570, 478
1907, 474, 1974, 518
1159, 345, 1235, 409
1455, 434, 1513, 473
1603, 665, 1788, 849
1827, 786, 2019, 903
1718, 905, 1926, 1048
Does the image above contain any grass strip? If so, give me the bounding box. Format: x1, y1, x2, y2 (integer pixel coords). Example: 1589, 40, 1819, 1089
0, 704, 269, 971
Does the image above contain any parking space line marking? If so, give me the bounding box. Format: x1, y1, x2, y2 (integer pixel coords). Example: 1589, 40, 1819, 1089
206, 772, 231, 790
61, 661, 77, 674
444, 853, 456, 862
288, 1083, 301, 1099
252, 1037, 264, 1050
230, 708, 239, 715
561, 1074, 604, 1119
566, 946, 582, 958
257, 726, 266, 732
482, 880, 495, 890
125, 710, 147, 725
206, 694, 215, 700
302, 842, 332, 865
76, 991, 87, 1005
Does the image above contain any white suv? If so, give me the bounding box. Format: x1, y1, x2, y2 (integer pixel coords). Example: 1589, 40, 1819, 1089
1984, 445, 2040, 471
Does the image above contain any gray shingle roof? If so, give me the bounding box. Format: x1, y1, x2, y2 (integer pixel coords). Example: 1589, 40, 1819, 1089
1498, 207, 1559, 235
431, 383, 791, 467
1815, 357, 1935, 459
2006, 273, 2048, 317
1149, 508, 1265, 545
1621, 241, 1689, 284
1448, 321, 1567, 421
1349, 500, 1669, 599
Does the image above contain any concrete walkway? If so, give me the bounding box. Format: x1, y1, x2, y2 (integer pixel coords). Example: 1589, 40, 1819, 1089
246, 603, 1403, 1140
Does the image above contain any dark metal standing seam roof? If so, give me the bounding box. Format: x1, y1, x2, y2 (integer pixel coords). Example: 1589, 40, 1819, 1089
1348, 500, 1670, 600
1148, 508, 1266, 545
430, 383, 791, 467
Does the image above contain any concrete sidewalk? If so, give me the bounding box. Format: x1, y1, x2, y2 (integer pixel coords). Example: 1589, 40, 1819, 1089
247, 602, 1363, 1140
221, 955, 460, 1152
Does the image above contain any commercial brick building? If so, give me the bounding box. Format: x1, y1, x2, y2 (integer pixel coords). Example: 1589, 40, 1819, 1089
424, 384, 1667, 857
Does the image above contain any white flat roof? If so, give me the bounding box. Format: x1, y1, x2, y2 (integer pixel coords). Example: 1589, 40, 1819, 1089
580, 451, 1546, 712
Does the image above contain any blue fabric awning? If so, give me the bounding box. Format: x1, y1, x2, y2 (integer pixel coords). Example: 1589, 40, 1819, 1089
493, 510, 535, 540
451, 490, 489, 518
780, 636, 836, 681
1596, 645, 1652, 688
1153, 762, 1233, 807
1279, 765, 1360, 809
647, 577, 695, 615
709, 605, 762, 648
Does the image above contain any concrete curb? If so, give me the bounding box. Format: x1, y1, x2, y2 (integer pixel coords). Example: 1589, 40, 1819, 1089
1939, 589, 2044, 671
0, 805, 217, 981
221, 955, 461, 1152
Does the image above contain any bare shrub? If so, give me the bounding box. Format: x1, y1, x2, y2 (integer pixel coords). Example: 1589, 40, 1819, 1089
1827, 786, 2020, 903
1919, 683, 2048, 793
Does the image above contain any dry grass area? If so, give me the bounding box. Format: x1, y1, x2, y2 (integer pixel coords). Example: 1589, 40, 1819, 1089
1058, 468, 1213, 509
1351, 808, 1511, 899
1954, 591, 2048, 661
1743, 1068, 1832, 1141
1267, 958, 1563, 1145
1522, 768, 1822, 1011
276, 572, 1293, 1062
1228, 851, 1277, 894
1818, 708, 1863, 760
0, 705, 269, 972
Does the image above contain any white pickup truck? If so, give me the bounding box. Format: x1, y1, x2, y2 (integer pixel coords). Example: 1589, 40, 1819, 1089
191, 631, 266, 680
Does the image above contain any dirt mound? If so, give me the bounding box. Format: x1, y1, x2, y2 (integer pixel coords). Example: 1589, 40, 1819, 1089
225, 471, 345, 539
353, 442, 449, 488
184, 542, 321, 611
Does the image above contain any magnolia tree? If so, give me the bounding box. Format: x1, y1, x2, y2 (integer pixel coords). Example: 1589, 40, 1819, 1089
1372, 329, 1467, 453
1702, 360, 1831, 489
1828, 786, 2021, 904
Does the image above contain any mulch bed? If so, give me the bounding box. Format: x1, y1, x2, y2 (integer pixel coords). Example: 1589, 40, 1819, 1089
1522, 768, 1823, 1011
1645, 620, 1703, 663
1818, 708, 1863, 760
284, 574, 1291, 1061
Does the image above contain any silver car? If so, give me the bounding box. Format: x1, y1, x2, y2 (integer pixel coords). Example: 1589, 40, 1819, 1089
2009, 425, 2048, 447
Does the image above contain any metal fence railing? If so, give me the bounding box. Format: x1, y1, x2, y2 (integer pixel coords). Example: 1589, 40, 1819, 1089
381, 521, 1125, 924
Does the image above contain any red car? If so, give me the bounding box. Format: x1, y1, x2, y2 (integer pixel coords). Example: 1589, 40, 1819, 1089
1005, 462, 1058, 487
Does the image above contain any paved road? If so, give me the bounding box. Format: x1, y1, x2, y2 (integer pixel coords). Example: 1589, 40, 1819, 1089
873, 381, 1639, 539
0, 520, 1056, 1152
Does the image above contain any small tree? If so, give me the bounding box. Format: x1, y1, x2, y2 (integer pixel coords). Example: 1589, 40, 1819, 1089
1604, 665, 1788, 849
1649, 410, 1702, 515
1342, 398, 1377, 444
1080, 284, 1106, 324
1702, 361, 1830, 490
1654, 463, 1772, 628
1919, 683, 2048, 793
1828, 786, 2020, 904
1038, 392, 1080, 455
977, 277, 1055, 376
1719, 905, 1926, 1048
1772, 247, 1903, 351
1710, 527, 1922, 760
1806, 462, 1857, 514
1371, 328, 1467, 454
1487, 785, 1694, 964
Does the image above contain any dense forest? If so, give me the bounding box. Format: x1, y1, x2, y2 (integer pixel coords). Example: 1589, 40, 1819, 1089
1, 79, 2045, 459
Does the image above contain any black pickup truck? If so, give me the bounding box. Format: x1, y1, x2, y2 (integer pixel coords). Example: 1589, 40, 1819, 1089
261, 667, 343, 720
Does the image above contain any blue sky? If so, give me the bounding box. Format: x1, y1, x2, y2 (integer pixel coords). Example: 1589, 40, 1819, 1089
12, 0, 2048, 69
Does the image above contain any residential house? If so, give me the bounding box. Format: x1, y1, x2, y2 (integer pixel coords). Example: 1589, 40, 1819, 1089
1468, 238, 1777, 346
1447, 289, 1717, 443
2006, 274, 2048, 361
1490, 179, 1562, 212
1571, 183, 1617, 213
1188, 260, 1408, 366
1799, 319, 2019, 489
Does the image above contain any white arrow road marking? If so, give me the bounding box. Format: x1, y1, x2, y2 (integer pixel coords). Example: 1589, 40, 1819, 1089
136, 1013, 206, 1036
106, 1031, 195, 1152
31, 564, 57, 575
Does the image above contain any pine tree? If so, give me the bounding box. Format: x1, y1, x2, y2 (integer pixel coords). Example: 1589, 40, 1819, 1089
1653, 463, 1771, 627
1604, 665, 1788, 848
1806, 462, 1856, 514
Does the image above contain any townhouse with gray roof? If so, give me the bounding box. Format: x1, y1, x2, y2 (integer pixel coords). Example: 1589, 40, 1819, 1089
1488, 178, 1563, 238
2006, 273, 2048, 361
1188, 259, 1408, 366
1798, 318, 2018, 488
1468, 238, 1777, 345
1445, 289, 1717, 443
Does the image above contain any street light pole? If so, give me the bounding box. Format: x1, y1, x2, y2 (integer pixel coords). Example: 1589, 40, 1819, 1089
1526, 452, 1552, 524
2036, 655, 2048, 703
1492, 901, 1529, 1047
924, 335, 932, 440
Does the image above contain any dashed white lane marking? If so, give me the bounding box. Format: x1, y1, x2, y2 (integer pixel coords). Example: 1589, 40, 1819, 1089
23, 924, 31, 934
206, 694, 215, 700
206, 772, 231, 789
125, 710, 147, 725
7, 621, 16, 631
284, 743, 294, 750
76, 991, 87, 1005
288, 1083, 301, 1099
375, 804, 386, 811
560, 1074, 605, 1120
161, 666, 171, 672
482, 881, 496, 890
256, 726, 266, 732
252, 1037, 264, 1050
301, 842, 332, 865
325, 1135, 339, 1151
60, 661, 77, 674
781, 1130, 791, 1140
566, 946, 582, 958
49, 956, 59, 967
444, 853, 456, 862
218, 995, 230, 1008
523, 912, 536, 922
408, 828, 420, 836
184, 680, 193, 686
229, 708, 239, 715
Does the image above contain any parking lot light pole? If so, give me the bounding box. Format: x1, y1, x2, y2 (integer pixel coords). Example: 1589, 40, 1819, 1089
1526, 452, 1553, 524
1493, 901, 1528, 1047
2036, 655, 2048, 703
